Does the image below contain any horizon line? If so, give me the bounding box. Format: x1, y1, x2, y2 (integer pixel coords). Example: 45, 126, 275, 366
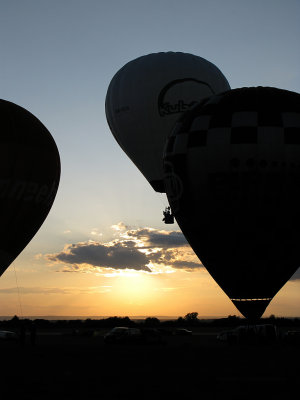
0, 314, 298, 321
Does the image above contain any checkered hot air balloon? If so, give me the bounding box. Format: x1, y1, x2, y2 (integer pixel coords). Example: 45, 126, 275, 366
163, 86, 300, 320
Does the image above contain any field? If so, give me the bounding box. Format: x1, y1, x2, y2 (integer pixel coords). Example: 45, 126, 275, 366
0, 325, 299, 400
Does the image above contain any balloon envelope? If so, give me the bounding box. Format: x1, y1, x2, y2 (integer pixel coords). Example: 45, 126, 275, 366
163, 87, 300, 320
105, 52, 230, 192
0, 100, 60, 276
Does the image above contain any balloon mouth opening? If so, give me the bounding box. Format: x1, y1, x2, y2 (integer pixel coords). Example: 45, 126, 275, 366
231, 298, 272, 321
231, 298, 272, 301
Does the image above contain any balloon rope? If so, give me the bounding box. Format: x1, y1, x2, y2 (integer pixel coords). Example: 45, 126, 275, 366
157, 192, 169, 208
13, 265, 23, 318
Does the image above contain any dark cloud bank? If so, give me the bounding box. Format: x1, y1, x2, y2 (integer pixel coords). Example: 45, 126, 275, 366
45, 224, 300, 280
46, 226, 201, 273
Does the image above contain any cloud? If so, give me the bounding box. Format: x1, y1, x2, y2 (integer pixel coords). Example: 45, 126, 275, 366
0, 287, 70, 295
0, 286, 112, 295
126, 228, 189, 248
171, 260, 204, 270
111, 222, 128, 232
47, 240, 151, 272
44, 223, 202, 274
44, 224, 300, 283
90, 228, 103, 237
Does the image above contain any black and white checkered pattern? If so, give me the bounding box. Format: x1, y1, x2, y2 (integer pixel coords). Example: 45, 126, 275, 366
163, 87, 300, 315
166, 87, 300, 156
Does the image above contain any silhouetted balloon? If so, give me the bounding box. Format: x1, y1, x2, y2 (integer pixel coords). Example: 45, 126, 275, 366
0, 100, 60, 276
163, 87, 300, 320
105, 52, 230, 192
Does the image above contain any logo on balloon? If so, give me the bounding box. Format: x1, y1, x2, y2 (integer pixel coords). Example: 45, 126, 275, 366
0, 178, 58, 206
158, 78, 214, 117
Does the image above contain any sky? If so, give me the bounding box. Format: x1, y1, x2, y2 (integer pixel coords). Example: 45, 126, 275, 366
0, 0, 300, 318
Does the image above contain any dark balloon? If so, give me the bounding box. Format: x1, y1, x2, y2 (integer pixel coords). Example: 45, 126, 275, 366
163, 87, 300, 320
0, 100, 60, 276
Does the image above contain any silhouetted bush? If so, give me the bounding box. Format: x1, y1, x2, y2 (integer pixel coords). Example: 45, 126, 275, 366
144, 317, 160, 326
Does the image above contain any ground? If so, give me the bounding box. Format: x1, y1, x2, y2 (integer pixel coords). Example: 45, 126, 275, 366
0, 326, 298, 400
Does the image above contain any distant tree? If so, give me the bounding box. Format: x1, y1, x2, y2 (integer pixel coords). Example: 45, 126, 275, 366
184, 312, 198, 321
226, 315, 241, 326
84, 318, 93, 327
9, 315, 20, 328
144, 317, 160, 326
184, 312, 199, 325
34, 319, 51, 328
122, 316, 134, 326
176, 317, 185, 326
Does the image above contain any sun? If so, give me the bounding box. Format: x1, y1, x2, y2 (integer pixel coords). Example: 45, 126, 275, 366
111, 270, 155, 306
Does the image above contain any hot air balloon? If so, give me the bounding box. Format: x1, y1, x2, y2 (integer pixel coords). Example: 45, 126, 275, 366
163, 86, 300, 320
105, 52, 230, 193
0, 100, 60, 276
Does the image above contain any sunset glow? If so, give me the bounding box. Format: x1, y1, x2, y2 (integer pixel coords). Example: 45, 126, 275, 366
0, 1, 299, 320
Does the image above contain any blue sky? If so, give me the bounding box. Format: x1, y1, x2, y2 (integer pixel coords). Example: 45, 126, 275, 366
0, 0, 299, 317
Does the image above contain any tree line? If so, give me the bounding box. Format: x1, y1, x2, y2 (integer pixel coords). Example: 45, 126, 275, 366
0, 312, 299, 331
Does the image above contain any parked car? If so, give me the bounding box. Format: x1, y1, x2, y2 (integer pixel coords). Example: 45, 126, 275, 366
140, 328, 165, 344
0, 330, 18, 341
104, 327, 142, 344
172, 328, 192, 336
217, 330, 237, 343
104, 327, 166, 345
217, 324, 278, 344
283, 330, 300, 344
254, 324, 278, 342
